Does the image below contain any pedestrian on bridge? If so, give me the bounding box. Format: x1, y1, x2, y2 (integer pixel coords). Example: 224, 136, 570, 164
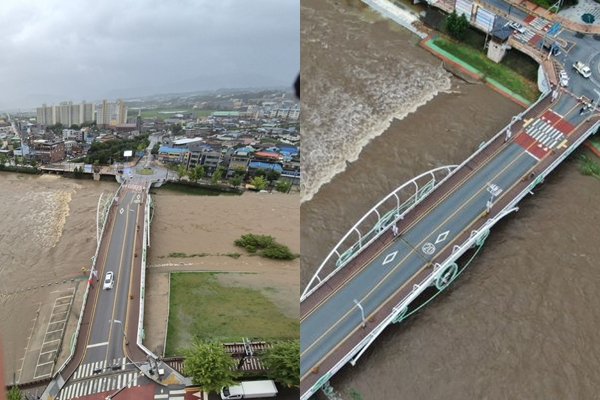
504, 128, 512, 143
392, 224, 399, 237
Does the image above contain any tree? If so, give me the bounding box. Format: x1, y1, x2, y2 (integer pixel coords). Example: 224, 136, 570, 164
228, 175, 243, 187
233, 166, 246, 177
176, 164, 186, 181
29, 158, 37, 167
266, 169, 281, 183
249, 175, 268, 191
212, 166, 225, 185
275, 180, 292, 193
181, 340, 238, 393
172, 123, 183, 135
254, 167, 267, 178
260, 340, 300, 387
195, 165, 205, 181
151, 143, 161, 155
446, 11, 470, 40
188, 166, 199, 183
7, 386, 22, 400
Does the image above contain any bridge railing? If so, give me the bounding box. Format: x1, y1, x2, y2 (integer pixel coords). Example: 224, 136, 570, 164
302, 90, 553, 303
136, 181, 161, 359
301, 166, 456, 302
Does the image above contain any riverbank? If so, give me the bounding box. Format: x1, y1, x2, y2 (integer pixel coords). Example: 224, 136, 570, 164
143, 191, 299, 357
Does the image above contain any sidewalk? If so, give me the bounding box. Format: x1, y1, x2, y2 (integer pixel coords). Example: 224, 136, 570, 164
504, 0, 600, 34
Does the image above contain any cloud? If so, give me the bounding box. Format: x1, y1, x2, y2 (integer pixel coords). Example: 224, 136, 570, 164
0, 0, 299, 109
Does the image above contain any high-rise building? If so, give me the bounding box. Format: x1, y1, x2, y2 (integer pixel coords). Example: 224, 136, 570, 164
96, 99, 128, 129
36, 101, 94, 126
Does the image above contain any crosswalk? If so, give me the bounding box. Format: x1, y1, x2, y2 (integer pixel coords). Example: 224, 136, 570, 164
524, 117, 566, 152
72, 358, 127, 381
124, 182, 145, 192
57, 370, 142, 400
528, 16, 551, 32
514, 28, 536, 44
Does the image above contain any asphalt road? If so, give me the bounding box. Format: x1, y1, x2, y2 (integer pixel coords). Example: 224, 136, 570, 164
80, 188, 144, 368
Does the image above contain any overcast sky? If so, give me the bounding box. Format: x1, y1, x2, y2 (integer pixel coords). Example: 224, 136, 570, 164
0, 0, 299, 109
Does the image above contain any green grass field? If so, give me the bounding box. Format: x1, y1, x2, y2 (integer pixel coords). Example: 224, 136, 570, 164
165, 272, 299, 356
432, 37, 540, 102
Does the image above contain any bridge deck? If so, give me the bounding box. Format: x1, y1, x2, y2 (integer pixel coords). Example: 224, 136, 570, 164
300, 91, 600, 396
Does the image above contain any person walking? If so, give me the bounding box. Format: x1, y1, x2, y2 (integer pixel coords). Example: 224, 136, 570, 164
392, 224, 399, 237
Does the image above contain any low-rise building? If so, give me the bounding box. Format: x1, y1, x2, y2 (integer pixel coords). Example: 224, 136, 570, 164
226, 146, 253, 176
64, 140, 77, 154
33, 141, 65, 164
157, 146, 188, 164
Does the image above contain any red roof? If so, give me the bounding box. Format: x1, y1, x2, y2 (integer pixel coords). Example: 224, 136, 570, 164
255, 151, 281, 158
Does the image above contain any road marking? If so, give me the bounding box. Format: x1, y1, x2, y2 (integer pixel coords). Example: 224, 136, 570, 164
86, 341, 108, 349
382, 251, 398, 266
434, 230, 449, 244
119, 208, 124, 215
421, 242, 436, 255
525, 150, 540, 161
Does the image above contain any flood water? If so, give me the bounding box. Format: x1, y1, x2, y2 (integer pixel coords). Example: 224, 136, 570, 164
301, 1, 600, 398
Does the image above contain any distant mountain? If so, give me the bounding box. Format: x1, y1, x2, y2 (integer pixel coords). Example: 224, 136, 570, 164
103, 73, 291, 100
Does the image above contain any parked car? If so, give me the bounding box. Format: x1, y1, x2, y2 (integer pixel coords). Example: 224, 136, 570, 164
103, 271, 114, 290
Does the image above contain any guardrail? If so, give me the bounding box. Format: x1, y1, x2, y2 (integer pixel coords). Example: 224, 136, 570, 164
136, 182, 160, 359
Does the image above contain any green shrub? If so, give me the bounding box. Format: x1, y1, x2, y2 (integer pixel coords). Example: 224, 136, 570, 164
234, 234, 297, 260
234, 234, 275, 248
260, 244, 298, 260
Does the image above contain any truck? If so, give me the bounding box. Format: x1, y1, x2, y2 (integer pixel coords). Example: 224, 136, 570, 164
220, 380, 278, 399
573, 61, 592, 78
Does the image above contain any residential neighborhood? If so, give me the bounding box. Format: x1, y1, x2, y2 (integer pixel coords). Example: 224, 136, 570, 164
0, 89, 300, 189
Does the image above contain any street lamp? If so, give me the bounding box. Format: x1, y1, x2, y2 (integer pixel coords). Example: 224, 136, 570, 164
353, 299, 366, 328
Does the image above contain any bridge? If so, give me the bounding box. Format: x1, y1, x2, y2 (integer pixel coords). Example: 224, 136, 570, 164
300, 38, 600, 400
38, 148, 191, 399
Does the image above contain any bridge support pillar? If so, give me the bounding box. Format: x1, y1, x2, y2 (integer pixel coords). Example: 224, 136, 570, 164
321, 382, 343, 400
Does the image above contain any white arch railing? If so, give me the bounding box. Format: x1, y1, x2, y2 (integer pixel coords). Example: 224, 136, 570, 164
301, 165, 457, 302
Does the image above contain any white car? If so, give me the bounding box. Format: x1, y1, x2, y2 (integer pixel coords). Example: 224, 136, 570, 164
103, 271, 114, 290
559, 70, 569, 87
509, 21, 527, 34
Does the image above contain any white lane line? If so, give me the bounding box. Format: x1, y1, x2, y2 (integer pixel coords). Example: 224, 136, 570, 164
86, 341, 109, 348
525, 150, 540, 161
